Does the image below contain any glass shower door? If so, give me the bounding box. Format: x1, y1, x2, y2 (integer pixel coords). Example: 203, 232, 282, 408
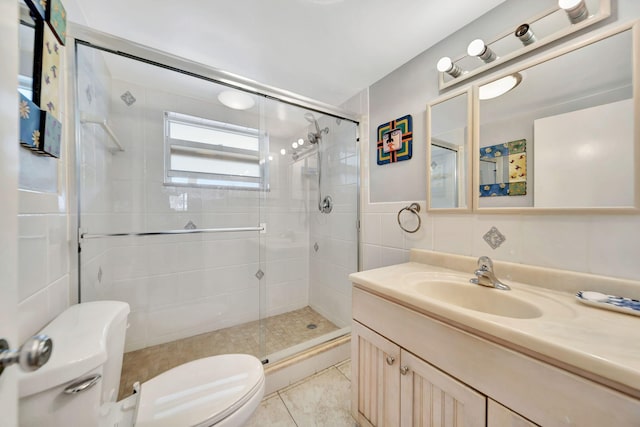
76, 42, 267, 396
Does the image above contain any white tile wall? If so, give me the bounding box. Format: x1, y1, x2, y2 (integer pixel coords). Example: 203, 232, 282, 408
308, 115, 359, 328
17, 40, 73, 343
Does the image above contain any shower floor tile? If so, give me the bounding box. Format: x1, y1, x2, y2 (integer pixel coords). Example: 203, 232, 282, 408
118, 306, 339, 399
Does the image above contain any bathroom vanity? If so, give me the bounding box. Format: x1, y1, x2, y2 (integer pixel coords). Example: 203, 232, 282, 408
350, 250, 640, 426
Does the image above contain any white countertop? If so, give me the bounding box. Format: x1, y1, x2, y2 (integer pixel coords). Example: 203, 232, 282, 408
350, 260, 640, 396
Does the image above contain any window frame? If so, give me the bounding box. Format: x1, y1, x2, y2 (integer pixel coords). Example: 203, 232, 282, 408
163, 111, 268, 190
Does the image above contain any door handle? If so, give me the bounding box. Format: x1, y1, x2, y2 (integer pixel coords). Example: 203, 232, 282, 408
0, 334, 53, 377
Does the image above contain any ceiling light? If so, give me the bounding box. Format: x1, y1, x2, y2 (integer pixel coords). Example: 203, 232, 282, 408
515, 23, 536, 46
559, 0, 589, 24
436, 57, 463, 78
467, 39, 497, 63
217, 90, 255, 110
479, 74, 522, 100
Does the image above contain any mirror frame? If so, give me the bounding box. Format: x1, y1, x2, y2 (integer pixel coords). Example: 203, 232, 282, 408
426, 87, 473, 212
439, 0, 611, 90
472, 20, 640, 214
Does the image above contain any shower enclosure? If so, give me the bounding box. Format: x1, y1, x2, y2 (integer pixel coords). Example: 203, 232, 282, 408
74, 34, 358, 396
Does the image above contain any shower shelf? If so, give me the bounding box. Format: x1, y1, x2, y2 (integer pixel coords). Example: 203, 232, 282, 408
80, 114, 125, 152
80, 226, 264, 239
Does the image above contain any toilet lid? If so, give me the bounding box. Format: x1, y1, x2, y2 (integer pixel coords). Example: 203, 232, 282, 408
135, 354, 264, 427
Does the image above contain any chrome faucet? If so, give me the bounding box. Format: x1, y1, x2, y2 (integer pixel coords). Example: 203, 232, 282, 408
470, 256, 510, 291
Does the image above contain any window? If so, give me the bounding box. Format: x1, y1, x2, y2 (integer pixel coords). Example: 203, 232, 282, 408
164, 112, 267, 189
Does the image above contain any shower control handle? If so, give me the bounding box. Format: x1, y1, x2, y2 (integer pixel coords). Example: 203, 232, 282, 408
386, 355, 395, 366
0, 335, 53, 377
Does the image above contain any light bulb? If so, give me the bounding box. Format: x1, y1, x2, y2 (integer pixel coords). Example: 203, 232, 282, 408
280, 148, 286, 155
436, 57, 462, 78
467, 39, 497, 63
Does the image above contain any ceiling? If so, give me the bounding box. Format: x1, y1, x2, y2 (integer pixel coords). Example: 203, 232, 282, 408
63, 0, 506, 106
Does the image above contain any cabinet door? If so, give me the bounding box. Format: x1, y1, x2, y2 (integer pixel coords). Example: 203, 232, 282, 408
352, 321, 401, 427
487, 399, 539, 427
400, 350, 486, 427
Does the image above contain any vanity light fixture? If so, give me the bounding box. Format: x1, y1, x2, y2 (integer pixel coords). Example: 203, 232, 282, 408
217, 90, 255, 110
436, 56, 463, 78
559, 0, 589, 24
515, 23, 537, 46
467, 39, 497, 63
479, 73, 522, 100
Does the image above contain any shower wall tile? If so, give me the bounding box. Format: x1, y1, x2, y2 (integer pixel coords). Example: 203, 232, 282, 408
204, 264, 259, 293
266, 280, 308, 317
111, 278, 148, 310
266, 258, 306, 286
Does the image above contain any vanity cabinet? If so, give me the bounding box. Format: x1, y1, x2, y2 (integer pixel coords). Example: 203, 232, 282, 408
352, 286, 640, 426
353, 321, 486, 427
487, 400, 537, 427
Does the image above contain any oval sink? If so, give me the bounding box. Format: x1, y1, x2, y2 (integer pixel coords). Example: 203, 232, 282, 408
406, 279, 543, 319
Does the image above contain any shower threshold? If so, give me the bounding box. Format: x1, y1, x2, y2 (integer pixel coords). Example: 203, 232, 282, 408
118, 306, 341, 399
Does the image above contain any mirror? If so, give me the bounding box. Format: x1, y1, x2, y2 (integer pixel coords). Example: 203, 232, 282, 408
18, 2, 38, 100
427, 90, 471, 210
439, 0, 610, 90
477, 24, 636, 210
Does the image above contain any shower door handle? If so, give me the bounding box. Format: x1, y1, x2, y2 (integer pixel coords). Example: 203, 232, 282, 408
0, 335, 53, 377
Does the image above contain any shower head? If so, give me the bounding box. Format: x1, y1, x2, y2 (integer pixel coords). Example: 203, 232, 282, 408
304, 112, 329, 144
304, 112, 321, 135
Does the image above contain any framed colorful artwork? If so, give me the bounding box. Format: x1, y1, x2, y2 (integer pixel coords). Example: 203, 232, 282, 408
479, 139, 527, 197
40, 111, 62, 158
376, 115, 413, 165
46, 0, 66, 45
23, 0, 46, 20
19, 92, 42, 151
39, 23, 62, 121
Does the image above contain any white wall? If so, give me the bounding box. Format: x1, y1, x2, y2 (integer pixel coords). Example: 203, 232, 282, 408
17, 32, 74, 344
362, 0, 640, 283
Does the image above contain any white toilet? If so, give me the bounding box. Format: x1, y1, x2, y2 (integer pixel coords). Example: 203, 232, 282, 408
18, 301, 265, 427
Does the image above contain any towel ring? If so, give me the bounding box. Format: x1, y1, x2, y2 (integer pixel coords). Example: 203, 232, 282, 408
397, 203, 421, 233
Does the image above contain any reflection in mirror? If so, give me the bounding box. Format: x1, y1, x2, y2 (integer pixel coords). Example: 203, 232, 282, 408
478, 26, 635, 209
479, 140, 527, 198
428, 91, 470, 210
18, 3, 37, 99
440, 0, 609, 89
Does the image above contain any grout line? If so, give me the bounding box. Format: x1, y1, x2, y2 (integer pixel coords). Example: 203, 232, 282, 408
276, 391, 299, 427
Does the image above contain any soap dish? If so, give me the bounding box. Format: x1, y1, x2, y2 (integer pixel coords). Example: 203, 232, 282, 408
576, 291, 640, 317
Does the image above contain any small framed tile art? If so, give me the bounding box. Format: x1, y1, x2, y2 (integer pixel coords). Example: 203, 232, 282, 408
376, 115, 413, 165
46, 0, 66, 45
39, 22, 62, 121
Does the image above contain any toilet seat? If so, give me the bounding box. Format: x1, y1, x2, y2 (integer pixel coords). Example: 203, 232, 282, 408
135, 354, 265, 427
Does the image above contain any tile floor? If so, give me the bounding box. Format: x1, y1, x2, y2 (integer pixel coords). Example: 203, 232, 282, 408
246, 359, 357, 427
119, 306, 339, 399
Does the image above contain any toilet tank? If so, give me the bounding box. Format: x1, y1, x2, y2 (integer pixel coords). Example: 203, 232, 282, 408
19, 301, 130, 427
